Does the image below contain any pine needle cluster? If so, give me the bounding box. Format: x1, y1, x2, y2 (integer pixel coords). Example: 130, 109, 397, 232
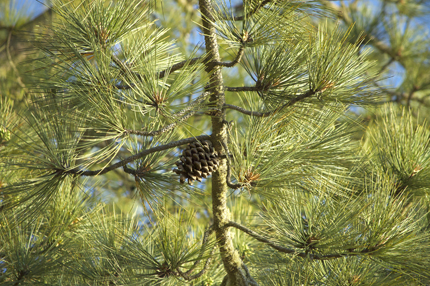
1, 0, 430, 285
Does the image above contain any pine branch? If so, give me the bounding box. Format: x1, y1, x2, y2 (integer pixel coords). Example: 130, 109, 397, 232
378, 58, 395, 75
174, 93, 210, 117
114, 44, 241, 89
223, 90, 315, 117
406, 87, 417, 107
177, 225, 217, 281
230, 0, 273, 21
124, 112, 194, 137
124, 92, 209, 136
159, 57, 203, 78
123, 164, 143, 177
184, 225, 214, 276
67, 135, 211, 176
113, 56, 203, 89
0, 8, 52, 55
6, 30, 27, 93
213, 45, 245, 68
320, 1, 402, 64
226, 221, 384, 260
225, 86, 261, 92
226, 220, 298, 255
226, 166, 244, 189
112, 55, 143, 89
372, 80, 430, 107
219, 139, 254, 190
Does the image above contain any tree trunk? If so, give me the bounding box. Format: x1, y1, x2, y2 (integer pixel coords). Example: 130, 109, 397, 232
198, 1, 255, 285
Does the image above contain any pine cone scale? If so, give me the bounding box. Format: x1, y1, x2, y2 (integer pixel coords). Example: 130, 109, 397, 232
173, 140, 219, 185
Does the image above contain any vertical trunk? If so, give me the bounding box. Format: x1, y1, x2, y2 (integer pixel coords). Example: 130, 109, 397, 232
198, 1, 253, 285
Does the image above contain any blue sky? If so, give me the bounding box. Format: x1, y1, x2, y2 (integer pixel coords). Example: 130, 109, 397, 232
10, 0, 47, 19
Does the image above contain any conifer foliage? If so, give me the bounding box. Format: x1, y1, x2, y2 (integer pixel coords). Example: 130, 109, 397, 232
1, 0, 430, 285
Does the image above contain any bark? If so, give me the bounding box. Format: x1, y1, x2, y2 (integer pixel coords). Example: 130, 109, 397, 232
198, 1, 257, 285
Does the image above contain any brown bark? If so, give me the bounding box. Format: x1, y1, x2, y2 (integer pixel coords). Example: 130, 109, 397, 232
198, 0, 256, 285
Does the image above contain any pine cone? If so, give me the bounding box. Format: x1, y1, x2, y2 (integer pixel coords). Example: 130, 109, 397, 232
172, 140, 219, 185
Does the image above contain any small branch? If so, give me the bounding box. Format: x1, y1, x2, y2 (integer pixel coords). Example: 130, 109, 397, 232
67, 135, 211, 176
225, 86, 261, 92
175, 92, 210, 117
112, 55, 144, 89
125, 111, 195, 137
402, 93, 430, 107
114, 83, 134, 89
242, 264, 260, 286
6, 30, 27, 93
226, 220, 382, 260
226, 220, 299, 255
158, 57, 203, 78
230, 0, 273, 21
0, 8, 52, 52
320, 1, 402, 66
224, 103, 268, 117
124, 92, 209, 136
184, 225, 214, 276
177, 225, 216, 281
371, 80, 398, 96
372, 81, 430, 107
114, 57, 203, 89
123, 164, 142, 177
219, 139, 248, 190
378, 58, 395, 75
406, 87, 417, 107
125, 121, 180, 137
112, 54, 143, 82
224, 90, 315, 117
226, 169, 243, 189
213, 45, 245, 68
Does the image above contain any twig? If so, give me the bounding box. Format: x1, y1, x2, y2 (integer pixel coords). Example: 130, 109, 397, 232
124, 92, 209, 136
177, 225, 216, 281
114, 57, 203, 89
123, 164, 142, 177
230, 0, 273, 21
184, 225, 214, 276
243, 264, 260, 286
371, 80, 398, 96
226, 220, 299, 255
115, 53, 246, 90
6, 30, 28, 93
406, 87, 417, 107
226, 220, 381, 260
225, 86, 261, 92
213, 45, 245, 68
378, 58, 395, 75
67, 135, 211, 176
219, 140, 247, 189
158, 57, 203, 78
320, 0, 402, 65
112, 55, 143, 89
0, 8, 52, 51
175, 92, 211, 117
371, 81, 430, 107
223, 90, 315, 117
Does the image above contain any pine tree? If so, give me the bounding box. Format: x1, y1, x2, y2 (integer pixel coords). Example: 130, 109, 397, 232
1, 0, 430, 285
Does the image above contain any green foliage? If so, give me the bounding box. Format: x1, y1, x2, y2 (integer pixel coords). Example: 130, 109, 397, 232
1, 0, 430, 285
228, 102, 358, 191
362, 105, 430, 196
